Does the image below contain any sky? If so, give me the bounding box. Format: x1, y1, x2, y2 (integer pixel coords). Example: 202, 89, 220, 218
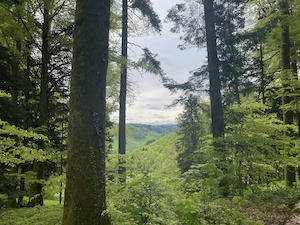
111, 0, 207, 125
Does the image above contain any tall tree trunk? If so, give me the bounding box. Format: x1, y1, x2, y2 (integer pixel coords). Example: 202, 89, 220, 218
7, 166, 18, 208
29, 2, 50, 206
62, 0, 111, 223
203, 0, 226, 196
118, 0, 128, 179
258, 11, 266, 105
24, 41, 31, 102
227, 2, 240, 105
59, 114, 64, 205
280, 0, 296, 187
10, 40, 21, 105
291, 42, 300, 182
290, 42, 300, 134
203, 0, 224, 138
260, 42, 266, 104
19, 43, 31, 207
17, 164, 25, 206
7, 39, 21, 208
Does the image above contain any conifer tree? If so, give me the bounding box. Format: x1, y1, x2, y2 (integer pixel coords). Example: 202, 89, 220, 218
24, 0, 73, 206
203, 0, 224, 138
165, 0, 225, 138
28, 0, 51, 206
279, 0, 296, 187
176, 96, 209, 173
118, 0, 128, 177
118, 0, 161, 176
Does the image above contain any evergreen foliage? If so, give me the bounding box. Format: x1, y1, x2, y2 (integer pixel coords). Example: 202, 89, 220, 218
176, 96, 210, 173
0, 0, 300, 223
130, 0, 162, 33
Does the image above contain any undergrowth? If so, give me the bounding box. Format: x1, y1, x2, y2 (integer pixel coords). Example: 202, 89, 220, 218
0, 182, 298, 224
1, 156, 299, 224
0, 205, 63, 225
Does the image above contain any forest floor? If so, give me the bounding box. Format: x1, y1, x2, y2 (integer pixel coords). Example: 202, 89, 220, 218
227, 194, 300, 225
0, 198, 299, 225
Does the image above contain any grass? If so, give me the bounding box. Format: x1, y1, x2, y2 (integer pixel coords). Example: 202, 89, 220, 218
46, 193, 64, 206
0, 193, 63, 207
126, 132, 161, 150
132, 133, 179, 175
112, 131, 161, 153
44, 199, 62, 206
0, 205, 63, 225
0, 194, 63, 225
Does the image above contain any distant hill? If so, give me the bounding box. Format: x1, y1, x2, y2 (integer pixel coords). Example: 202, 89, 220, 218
127, 124, 178, 139
129, 123, 178, 134
112, 124, 179, 153
132, 133, 179, 176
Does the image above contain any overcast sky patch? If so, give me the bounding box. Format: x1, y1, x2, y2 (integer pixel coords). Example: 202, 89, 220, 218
112, 0, 207, 124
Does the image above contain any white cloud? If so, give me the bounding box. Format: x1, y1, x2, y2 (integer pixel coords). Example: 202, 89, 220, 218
111, 106, 183, 124
112, 0, 207, 124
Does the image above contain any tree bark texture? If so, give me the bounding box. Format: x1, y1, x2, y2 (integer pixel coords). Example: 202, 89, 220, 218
118, 0, 128, 177
62, 0, 111, 224
280, 0, 296, 187
203, 0, 224, 138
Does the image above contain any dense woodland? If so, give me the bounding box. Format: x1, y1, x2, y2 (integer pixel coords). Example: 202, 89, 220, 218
0, 0, 300, 224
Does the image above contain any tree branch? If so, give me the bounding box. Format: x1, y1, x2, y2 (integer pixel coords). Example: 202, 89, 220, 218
48, 0, 67, 22
0, 3, 42, 51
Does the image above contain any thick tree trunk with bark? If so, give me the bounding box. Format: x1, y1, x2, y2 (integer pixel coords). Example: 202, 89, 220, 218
62, 0, 111, 224
203, 0, 224, 138
118, 0, 128, 178
280, 0, 296, 187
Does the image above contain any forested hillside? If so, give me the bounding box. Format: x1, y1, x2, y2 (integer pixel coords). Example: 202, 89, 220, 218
132, 133, 179, 175
112, 124, 178, 152
1, 0, 300, 224
130, 124, 179, 136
